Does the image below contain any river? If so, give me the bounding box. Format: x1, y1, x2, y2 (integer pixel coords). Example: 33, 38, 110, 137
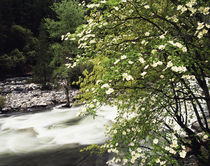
0, 105, 118, 166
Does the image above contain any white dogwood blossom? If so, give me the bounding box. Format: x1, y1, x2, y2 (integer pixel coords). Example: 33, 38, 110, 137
101, 84, 110, 89
122, 73, 134, 81
179, 150, 187, 158
106, 88, 114, 95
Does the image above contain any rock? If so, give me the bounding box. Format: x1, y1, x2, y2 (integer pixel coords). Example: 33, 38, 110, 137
5, 76, 30, 82
0, 77, 78, 113
2, 88, 12, 93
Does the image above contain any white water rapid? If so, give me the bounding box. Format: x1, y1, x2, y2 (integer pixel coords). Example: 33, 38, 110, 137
0, 105, 117, 154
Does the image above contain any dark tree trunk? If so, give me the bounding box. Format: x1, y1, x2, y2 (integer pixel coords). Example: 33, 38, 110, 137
64, 85, 70, 107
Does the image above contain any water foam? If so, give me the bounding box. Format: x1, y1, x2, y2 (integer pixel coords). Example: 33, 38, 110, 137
0, 105, 117, 154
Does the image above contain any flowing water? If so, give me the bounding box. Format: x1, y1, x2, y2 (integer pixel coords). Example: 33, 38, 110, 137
0, 105, 118, 166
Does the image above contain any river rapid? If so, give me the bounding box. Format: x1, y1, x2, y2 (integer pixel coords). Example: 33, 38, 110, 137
0, 105, 118, 166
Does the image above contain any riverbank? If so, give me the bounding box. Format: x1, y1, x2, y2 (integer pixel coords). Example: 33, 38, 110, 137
0, 77, 79, 113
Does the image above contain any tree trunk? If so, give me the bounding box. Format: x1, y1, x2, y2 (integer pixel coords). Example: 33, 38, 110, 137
64, 85, 70, 107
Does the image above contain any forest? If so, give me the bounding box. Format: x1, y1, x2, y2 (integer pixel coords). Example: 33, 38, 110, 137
0, 0, 90, 87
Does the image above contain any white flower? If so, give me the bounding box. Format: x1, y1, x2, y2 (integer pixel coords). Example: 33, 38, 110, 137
144, 65, 149, 70
115, 158, 121, 162
144, 5, 150, 9
89, 104, 95, 108
182, 75, 195, 79
158, 45, 166, 50
71, 62, 77, 68
122, 131, 126, 135
157, 61, 163, 65
101, 0, 107, 4
155, 158, 160, 163
171, 66, 179, 72
202, 29, 208, 35
171, 140, 178, 148
141, 40, 146, 45
198, 7, 210, 15
145, 32, 150, 36
101, 83, 110, 88
169, 148, 176, 154
135, 153, 141, 158
106, 88, 114, 95
122, 73, 134, 81
123, 159, 128, 164
160, 75, 164, 78
121, 55, 127, 59
197, 28, 208, 38
130, 142, 135, 146
61, 35, 65, 40
171, 66, 187, 73
182, 47, 187, 52
151, 49, 157, 54
168, 40, 175, 45
128, 60, 134, 64
177, 5, 182, 10
188, 7, 197, 15
139, 57, 145, 63
179, 150, 187, 158
131, 151, 136, 155
153, 138, 159, 144
165, 146, 170, 151
173, 17, 178, 23
175, 42, 183, 48
96, 80, 102, 84
141, 72, 147, 77
137, 148, 142, 152
203, 135, 208, 139
182, 145, 186, 150
186, 1, 195, 8
89, 39, 96, 44
114, 7, 119, 11
160, 34, 165, 39
197, 22, 204, 30
130, 157, 135, 164
167, 61, 173, 68
87, 3, 100, 8
65, 63, 71, 68
151, 62, 158, 67
206, 24, 210, 29
160, 161, 166, 165
197, 32, 203, 38
114, 59, 120, 64
181, 6, 187, 13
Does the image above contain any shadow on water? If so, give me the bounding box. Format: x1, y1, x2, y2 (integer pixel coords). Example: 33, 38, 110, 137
0, 145, 109, 166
